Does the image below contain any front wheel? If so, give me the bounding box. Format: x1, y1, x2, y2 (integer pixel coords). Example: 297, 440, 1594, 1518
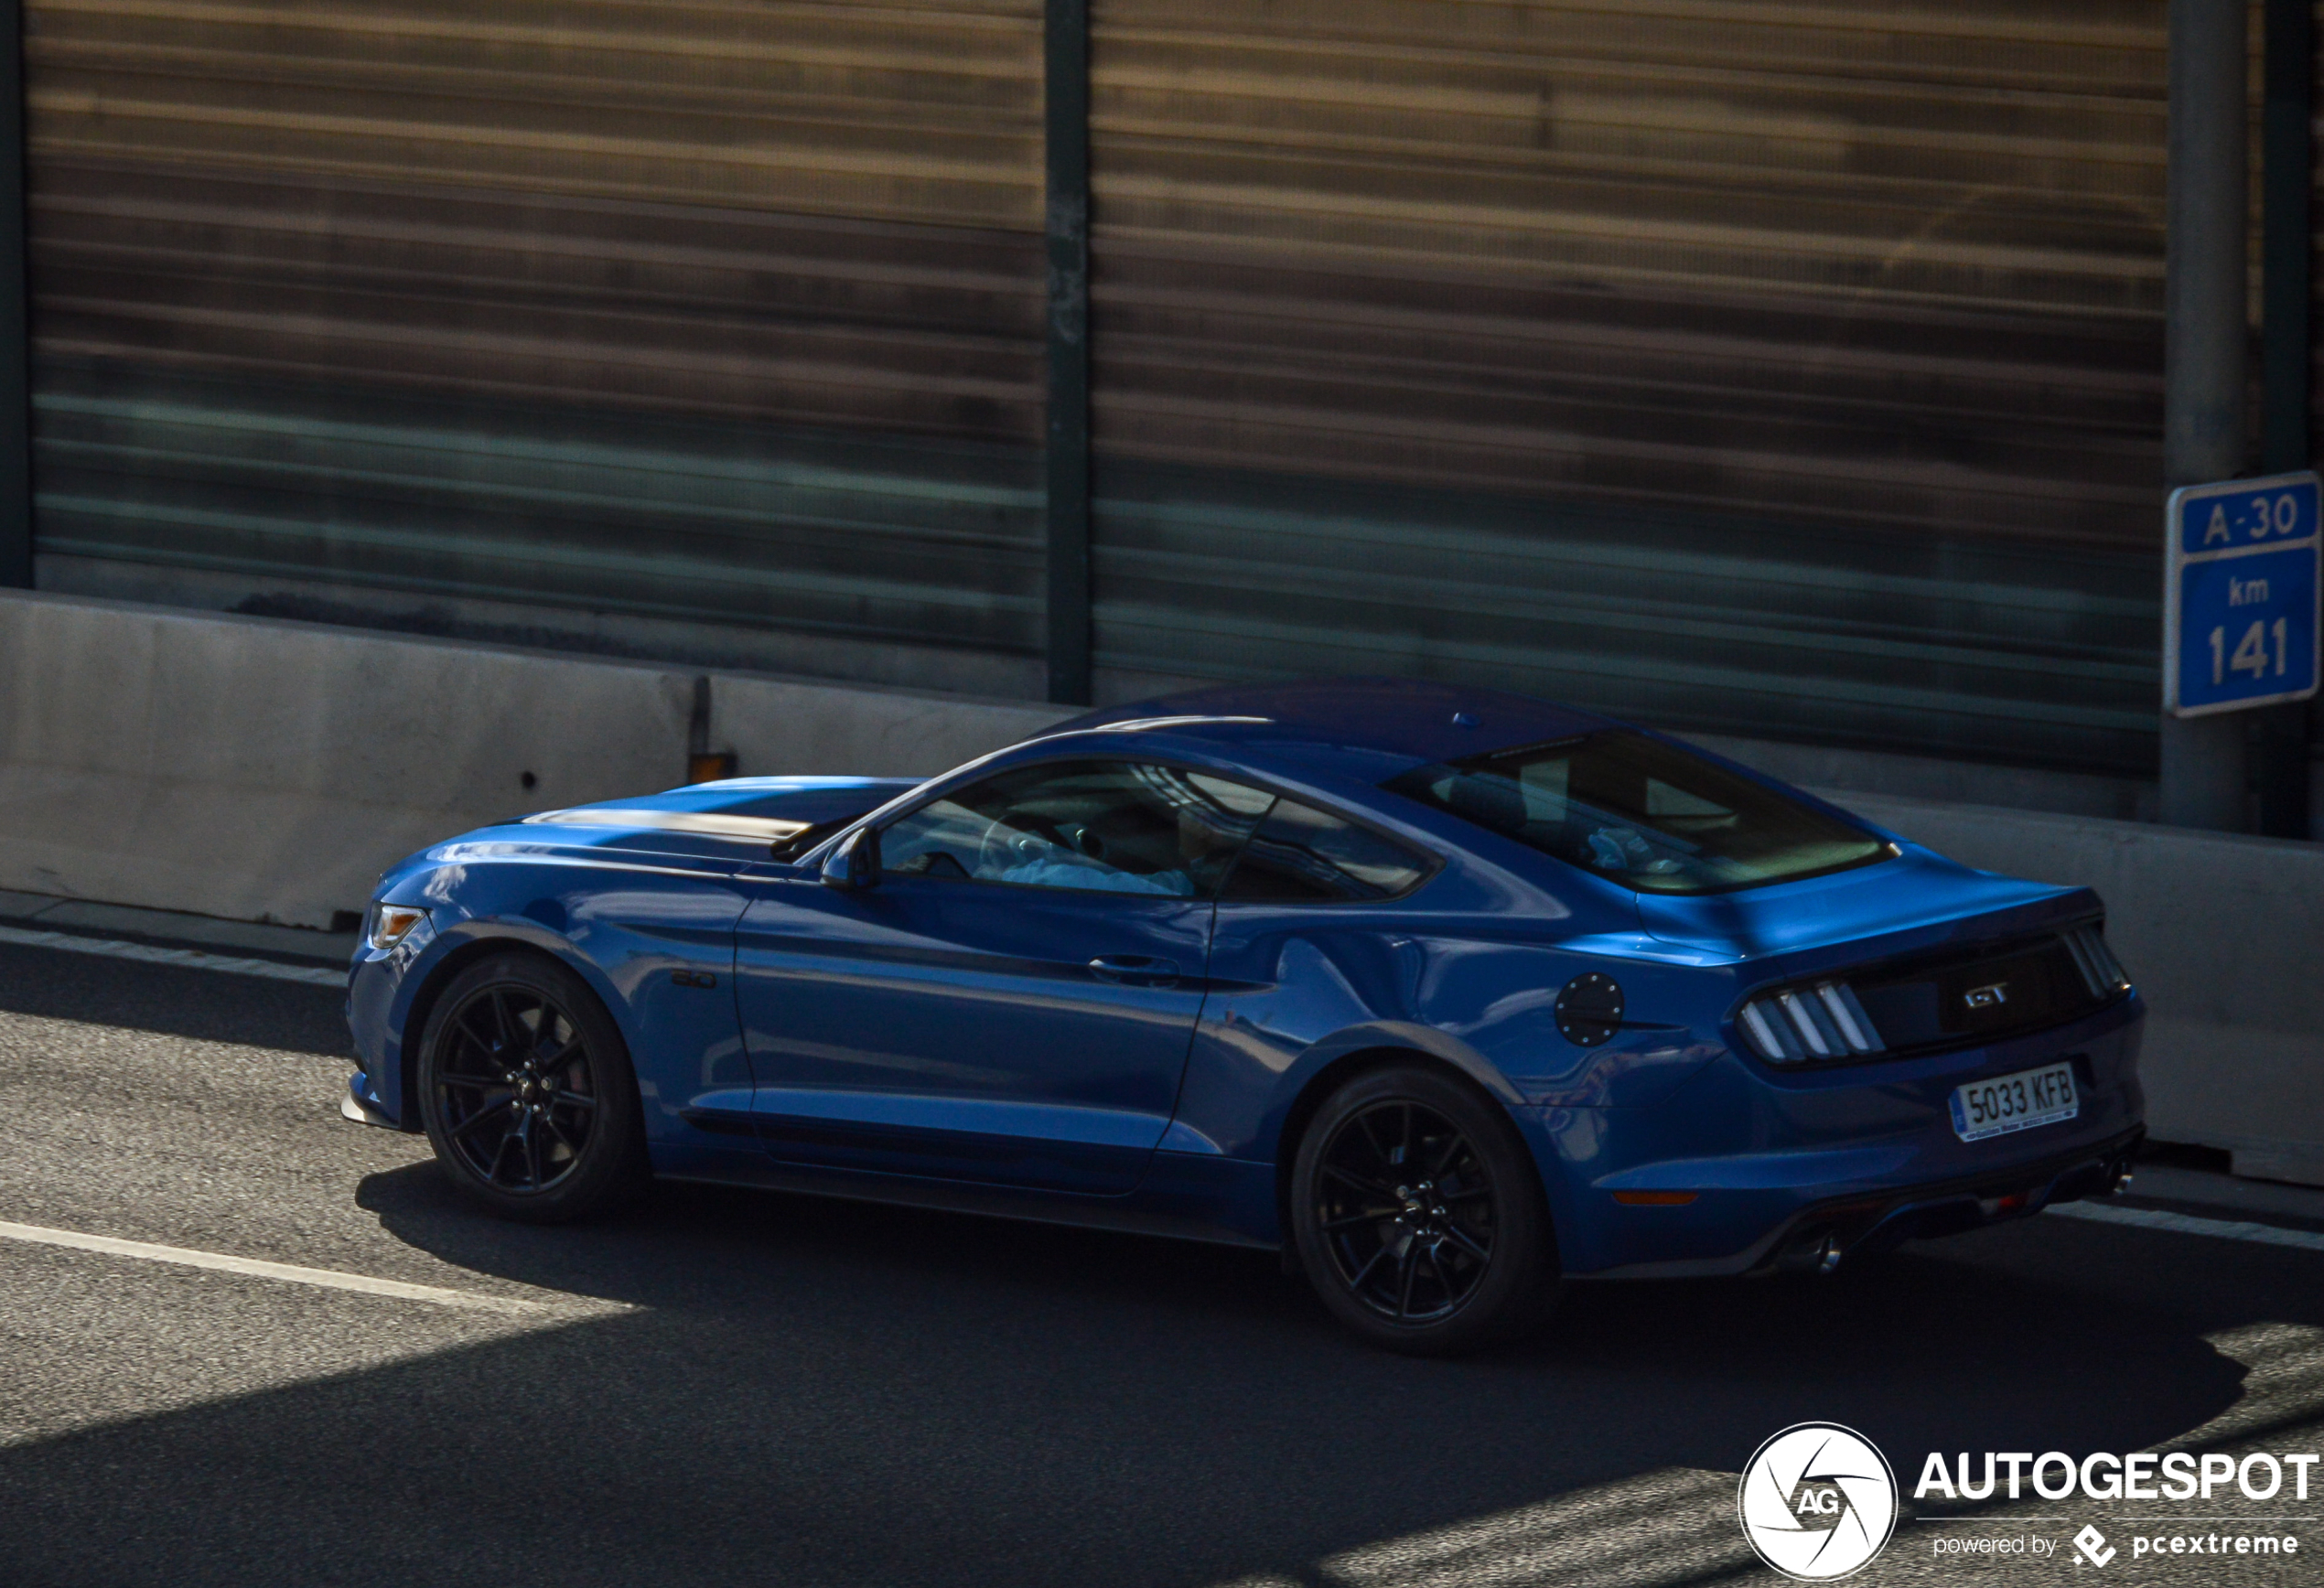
1288, 1065, 1559, 1355
416, 951, 646, 1223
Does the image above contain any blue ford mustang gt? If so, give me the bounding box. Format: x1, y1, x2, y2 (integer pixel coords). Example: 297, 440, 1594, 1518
345, 678, 2144, 1353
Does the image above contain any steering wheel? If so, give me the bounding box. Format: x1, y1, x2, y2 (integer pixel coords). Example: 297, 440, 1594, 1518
978, 817, 1059, 877
978, 818, 1105, 877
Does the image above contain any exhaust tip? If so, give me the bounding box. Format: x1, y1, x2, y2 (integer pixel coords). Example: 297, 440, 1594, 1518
1777, 1228, 1845, 1276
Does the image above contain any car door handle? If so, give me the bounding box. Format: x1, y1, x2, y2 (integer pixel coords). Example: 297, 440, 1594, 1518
1087, 955, 1181, 988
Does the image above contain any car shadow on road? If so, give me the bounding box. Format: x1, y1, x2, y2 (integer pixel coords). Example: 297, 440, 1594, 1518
0, 1159, 2313, 1588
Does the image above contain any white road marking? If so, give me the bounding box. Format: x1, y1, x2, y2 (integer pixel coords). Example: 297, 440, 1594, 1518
0, 924, 344, 987
0, 1219, 549, 1314
2049, 1199, 2324, 1254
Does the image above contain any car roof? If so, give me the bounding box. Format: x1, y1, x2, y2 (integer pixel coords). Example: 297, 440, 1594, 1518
1045, 677, 1619, 768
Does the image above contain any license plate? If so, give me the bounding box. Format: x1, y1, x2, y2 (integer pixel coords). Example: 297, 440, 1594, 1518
1949, 1061, 2079, 1143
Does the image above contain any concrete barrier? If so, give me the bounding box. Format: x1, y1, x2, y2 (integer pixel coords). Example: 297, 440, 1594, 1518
0, 591, 1065, 930
709, 671, 1068, 784
1836, 793, 2324, 1186
2, 588, 2315, 1181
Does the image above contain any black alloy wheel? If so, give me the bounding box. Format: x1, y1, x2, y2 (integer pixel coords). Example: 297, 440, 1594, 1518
1315, 1099, 1496, 1321
1290, 1064, 1557, 1355
417, 952, 644, 1222
436, 983, 594, 1192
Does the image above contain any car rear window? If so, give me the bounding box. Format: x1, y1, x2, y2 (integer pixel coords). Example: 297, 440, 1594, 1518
1218, 797, 1434, 903
1381, 731, 1893, 896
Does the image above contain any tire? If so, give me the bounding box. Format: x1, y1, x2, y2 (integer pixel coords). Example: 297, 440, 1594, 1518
1288, 1064, 1559, 1356
416, 950, 647, 1223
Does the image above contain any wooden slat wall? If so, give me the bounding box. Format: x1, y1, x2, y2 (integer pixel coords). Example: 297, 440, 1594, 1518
1088, 0, 2176, 769
28, 0, 2304, 772
26, 0, 1051, 660
31, 0, 1044, 226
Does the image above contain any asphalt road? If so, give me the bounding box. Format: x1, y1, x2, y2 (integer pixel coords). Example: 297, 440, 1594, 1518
0, 938, 2319, 1588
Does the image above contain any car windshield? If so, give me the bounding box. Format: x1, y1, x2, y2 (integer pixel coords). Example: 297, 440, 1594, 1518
1381, 731, 1893, 896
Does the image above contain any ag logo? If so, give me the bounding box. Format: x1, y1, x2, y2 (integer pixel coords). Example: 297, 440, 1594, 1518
1738, 1422, 1899, 1580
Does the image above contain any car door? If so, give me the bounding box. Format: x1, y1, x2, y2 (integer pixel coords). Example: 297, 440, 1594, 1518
1172, 797, 1444, 1155
730, 759, 1271, 1194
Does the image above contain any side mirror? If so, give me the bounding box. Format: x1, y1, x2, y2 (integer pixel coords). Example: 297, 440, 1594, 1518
820, 825, 880, 890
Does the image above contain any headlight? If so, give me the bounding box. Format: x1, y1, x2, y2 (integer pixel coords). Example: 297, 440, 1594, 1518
365, 903, 430, 951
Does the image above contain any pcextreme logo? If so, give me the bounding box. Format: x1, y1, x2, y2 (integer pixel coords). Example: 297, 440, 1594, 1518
1738, 1422, 1900, 1581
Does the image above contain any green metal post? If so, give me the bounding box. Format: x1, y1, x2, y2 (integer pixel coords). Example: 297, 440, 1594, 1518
1043, 0, 1092, 706
2162, 0, 2253, 830
0, 0, 27, 590
2260, 0, 2315, 837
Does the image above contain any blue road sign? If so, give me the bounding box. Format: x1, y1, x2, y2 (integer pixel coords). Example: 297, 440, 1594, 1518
2165, 470, 2322, 717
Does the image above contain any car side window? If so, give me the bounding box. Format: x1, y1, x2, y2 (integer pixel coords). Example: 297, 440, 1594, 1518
881, 761, 1274, 897
1217, 797, 1432, 903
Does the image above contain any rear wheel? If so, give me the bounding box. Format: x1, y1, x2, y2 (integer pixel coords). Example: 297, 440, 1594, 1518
416, 951, 646, 1222
1289, 1064, 1558, 1355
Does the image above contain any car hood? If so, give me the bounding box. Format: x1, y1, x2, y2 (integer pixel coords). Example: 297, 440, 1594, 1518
505, 776, 920, 864
1633, 844, 2094, 978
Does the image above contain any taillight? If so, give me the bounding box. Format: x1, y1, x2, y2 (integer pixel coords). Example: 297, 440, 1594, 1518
2061, 923, 2132, 999
1737, 981, 1885, 1065
1737, 922, 2129, 1068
